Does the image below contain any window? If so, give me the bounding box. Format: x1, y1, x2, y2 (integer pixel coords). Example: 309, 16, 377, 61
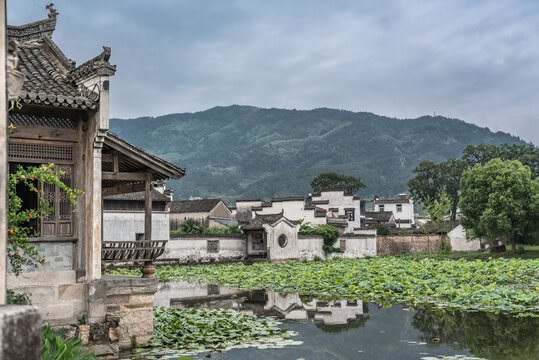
278, 234, 288, 248
10, 162, 74, 238
360, 218, 365, 228
135, 233, 145, 241
379, 205, 384, 212
396, 204, 402, 212
345, 209, 355, 221
207, 240, 220, 253
250, 232, 265, 250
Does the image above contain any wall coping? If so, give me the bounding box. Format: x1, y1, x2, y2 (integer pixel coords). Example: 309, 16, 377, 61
170, 234, 246, 239
298, 234, 323, 239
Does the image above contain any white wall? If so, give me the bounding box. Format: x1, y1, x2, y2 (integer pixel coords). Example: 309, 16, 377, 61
374, 198, 414, 228
448, 225, 481, 251
103, 210, 169, 241
164, 236, 246, 263
312, 191, 363, 232
327, 230, 377, 259
265, 220, 300, 261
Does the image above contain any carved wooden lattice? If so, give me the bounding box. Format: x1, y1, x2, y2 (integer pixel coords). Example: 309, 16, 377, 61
41, 165, 73, 237
207, 240, 220, 253
8, 113, 76, 129
9, 143, 73, 162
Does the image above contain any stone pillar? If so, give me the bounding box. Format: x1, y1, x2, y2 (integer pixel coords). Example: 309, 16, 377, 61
0, 0, 7, 305
0, 306, 41, 360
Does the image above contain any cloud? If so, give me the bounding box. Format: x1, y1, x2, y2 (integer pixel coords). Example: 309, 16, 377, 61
8, 0, 539, 144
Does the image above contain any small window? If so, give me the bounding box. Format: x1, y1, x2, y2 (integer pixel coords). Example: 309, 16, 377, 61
207, 240, 220, 253
135, 233, 145, 241
339, 239, 346, 250
360, 218, 365, 228
396, 204, 402, 212
379, 205, 384, 212
345, 210, 355, 221
278, 234, 288, 248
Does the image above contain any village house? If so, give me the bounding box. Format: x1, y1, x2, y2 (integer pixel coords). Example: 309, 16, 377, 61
372, 193, 415, 228
364, 211, 396, 228
4, 7, 184, 356
103, 186, 171, 242
241, 189, 366, 234
169, 198, 235, 229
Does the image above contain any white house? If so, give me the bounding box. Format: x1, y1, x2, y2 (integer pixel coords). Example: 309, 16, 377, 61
240, 190, 366, 234
373, 194, 415, 228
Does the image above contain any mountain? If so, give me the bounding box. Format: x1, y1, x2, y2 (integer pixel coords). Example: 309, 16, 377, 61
110, 105, 528, 204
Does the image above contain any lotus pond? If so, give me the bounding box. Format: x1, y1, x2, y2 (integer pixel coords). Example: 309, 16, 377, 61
122, 281, 538, 360
114, 257, 538, 360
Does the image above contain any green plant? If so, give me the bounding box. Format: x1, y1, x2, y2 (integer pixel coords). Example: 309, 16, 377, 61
147, 307, 291, 352
131, 334, 137, 348
77, 313, 86, 325
7, 289, 31, 305
438, 237, 452, 254
8, 162, 82, 275
41, 325, 96, 360
375, 223, 390, 236
299, 223, 341, 253
313, 255, 323, 262
180, 218, 204, 234
149, 257, 539, 315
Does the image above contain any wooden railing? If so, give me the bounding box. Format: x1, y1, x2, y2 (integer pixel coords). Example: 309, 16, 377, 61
102, 240, 167, 277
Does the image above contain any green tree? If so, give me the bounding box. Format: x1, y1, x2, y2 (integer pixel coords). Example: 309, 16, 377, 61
459, 159, 539, 250
462, 143, 539, 178
310, 172, 366, 195
180, 218, 205, 234
408, 159, 466, 220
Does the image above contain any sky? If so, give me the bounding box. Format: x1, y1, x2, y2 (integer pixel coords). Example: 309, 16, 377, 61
8, 0, 539, 145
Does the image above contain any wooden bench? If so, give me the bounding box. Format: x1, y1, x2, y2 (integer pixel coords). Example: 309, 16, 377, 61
101, 240, 167, 277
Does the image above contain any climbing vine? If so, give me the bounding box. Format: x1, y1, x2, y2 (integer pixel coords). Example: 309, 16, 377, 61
7, 125, 82, 275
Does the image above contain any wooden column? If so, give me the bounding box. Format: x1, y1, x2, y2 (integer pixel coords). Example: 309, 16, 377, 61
144, 173, 152, 241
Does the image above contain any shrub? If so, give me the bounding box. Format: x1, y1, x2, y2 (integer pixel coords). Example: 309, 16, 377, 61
41, 325, 96, 360
375, 223, 390, 236
7, 290, 31, 305
180, 218, 204, 234
299, 223, 341, 253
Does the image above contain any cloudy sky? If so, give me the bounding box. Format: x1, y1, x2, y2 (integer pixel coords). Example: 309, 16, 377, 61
8, 0, 539, 144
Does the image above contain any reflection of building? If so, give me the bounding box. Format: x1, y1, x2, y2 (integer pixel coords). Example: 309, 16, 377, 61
155, 280, 369, 329
304, 299, 365, 326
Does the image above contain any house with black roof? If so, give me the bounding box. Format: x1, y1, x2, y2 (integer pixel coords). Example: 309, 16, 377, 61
169, 198, 235, 229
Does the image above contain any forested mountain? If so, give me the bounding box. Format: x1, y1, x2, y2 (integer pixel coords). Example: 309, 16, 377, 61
110, 105, 528, 204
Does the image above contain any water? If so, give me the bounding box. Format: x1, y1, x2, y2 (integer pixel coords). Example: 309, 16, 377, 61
128, 281, 539, 360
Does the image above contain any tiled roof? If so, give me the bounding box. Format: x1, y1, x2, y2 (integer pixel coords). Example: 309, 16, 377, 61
8, 6, 116, 110
242, 211, 300, 230
365, 211, 394, 222
104, 189, 169, 202
169, 199, 223, 214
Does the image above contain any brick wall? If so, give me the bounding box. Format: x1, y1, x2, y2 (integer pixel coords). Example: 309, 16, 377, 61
376, 234, 443, 256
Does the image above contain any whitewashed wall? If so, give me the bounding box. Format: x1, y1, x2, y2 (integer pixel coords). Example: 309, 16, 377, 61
298, 235, 324, 260
165, 235, 246, 263
103, 210, 170, 241
327, 230, 377, 259
448, 225, 481, 251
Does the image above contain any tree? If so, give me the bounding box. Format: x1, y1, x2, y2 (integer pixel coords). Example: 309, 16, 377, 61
310, 172, 366, 195
408, 159, 466, 220
421, 191, 452, 236
180, 218, 204, 234
459, 159, 539, 250
462, 143, 539, 178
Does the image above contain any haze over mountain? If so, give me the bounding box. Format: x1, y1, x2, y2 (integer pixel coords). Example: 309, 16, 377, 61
110, 106, 529, 204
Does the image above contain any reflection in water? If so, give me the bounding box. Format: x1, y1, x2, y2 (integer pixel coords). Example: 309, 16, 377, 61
149, 281, 539, 360
412, 307, 539, 360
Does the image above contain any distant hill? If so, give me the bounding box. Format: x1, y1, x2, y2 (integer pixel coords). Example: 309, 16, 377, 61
110, 105, 528, 204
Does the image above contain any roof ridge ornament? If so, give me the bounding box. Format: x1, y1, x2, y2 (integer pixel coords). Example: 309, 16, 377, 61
46, 3, 59, 19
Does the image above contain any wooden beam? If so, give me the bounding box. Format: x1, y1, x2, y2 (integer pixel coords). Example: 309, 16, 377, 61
102, 182, 146, 197
8, 125, 78, 142
102, 171, 148, 181
144, 173, 152, 244
113, 152, 119, 172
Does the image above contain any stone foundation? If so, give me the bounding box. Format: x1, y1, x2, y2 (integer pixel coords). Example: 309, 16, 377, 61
377, 234, 443, 256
